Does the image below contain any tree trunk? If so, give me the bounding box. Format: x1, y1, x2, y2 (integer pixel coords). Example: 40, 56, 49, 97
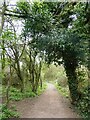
16, 60, 24, 92
64, 60, 80, 103
40, 77, 42, 88
0, 0, 6, 35
1, 1, 6, 72
39, 61, 42, 88
1, 34, 5, 86
1, 40, 5, 69
88, 39, 90, 83
31, 57, 35, 92
6, 62, 12, 107
63, 50, 80, 103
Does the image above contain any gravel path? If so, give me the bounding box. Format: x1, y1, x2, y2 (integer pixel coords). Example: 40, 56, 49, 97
14, 83, 80, 118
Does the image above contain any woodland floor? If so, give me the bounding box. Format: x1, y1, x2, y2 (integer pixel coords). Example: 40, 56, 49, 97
12, 83, 81, 118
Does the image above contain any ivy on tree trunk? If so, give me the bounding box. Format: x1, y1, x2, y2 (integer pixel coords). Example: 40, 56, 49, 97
63, 48, 80, 103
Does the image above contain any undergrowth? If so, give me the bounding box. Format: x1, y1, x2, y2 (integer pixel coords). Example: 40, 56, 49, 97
1, 82, 47, 119
9, 87, 36, 101
75, 67, 89, 119
2, 82, 47, 101
36, 83, 47, 95
75, 86, 90, 119
55, 83, 69, 98
0, 104, 19, 120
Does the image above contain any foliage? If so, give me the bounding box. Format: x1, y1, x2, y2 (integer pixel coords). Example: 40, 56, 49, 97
75, 67, 89, 119
44, 64, 63, 81
55, 83, 69, 98
76, 66, 88, 93
2, 83, 47, 101
9, 87, 24, 101
16, 2, 52, 36
76, 87, 90, 119
0, 104, 19, 119
24, 90, 36, 98
36, 82, 47, 95
57, 76, 67, 87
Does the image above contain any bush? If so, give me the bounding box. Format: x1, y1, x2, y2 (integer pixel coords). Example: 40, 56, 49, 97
57, 75, 68, 87
55, 83, 69, 98
75, 66, 89, 119
76, 86, 90, 119
76, 66, 88, 93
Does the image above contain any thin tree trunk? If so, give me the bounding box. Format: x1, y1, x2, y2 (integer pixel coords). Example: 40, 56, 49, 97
16, 60, 24, 92
39, 61, 42, 88
88, 39, 90, 83
1, 40, 5, 71
31, 57, 35, 92
0, 0, 6, 35
6, 62, 12, 107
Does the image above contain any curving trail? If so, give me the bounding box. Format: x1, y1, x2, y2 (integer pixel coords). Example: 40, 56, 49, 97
14, 83, 81, 118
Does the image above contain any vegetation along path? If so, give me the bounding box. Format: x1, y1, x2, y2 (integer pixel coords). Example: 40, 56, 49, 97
13, 83, 80, 118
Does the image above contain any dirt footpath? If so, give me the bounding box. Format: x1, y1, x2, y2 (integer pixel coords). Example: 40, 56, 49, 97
14, 83, 81, 118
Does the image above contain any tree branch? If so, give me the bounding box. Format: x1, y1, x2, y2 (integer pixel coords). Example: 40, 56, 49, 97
19, 43, 25, 59
4, 12, 27, 18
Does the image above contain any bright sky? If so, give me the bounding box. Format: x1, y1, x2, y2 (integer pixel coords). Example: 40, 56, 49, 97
0, 0, 88, 6
7, 0, 33, 5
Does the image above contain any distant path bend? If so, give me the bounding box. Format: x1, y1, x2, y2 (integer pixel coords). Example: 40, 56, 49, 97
14, 83, 80, 118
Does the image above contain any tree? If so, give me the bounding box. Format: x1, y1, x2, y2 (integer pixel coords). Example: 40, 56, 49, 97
16, 1, 82, 102
73, 2, 90, 82
2, 22, 25, 92
3, 1, 89, 103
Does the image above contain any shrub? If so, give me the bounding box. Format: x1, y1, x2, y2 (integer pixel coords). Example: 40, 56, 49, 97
56, 84, 69, 98
75, 66, 89, 119
76, 66, 88, 93
76, 86, 90, 119
57, 75, 68, 87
